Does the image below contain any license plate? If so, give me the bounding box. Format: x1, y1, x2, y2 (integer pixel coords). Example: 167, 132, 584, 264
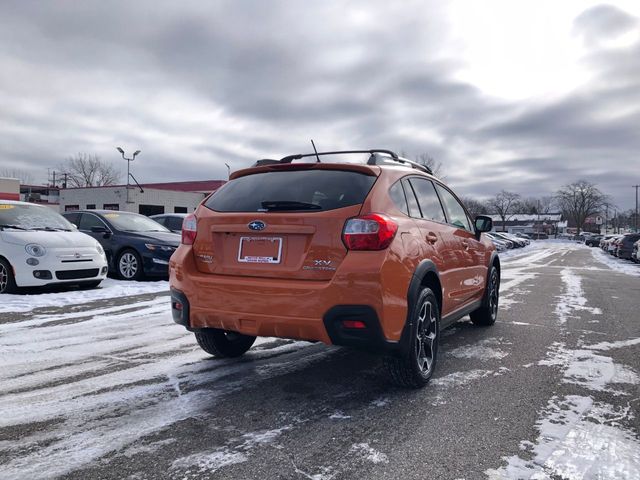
238, 236, 283, 264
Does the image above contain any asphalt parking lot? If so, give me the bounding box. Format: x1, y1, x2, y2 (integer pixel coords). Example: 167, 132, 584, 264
1, 241, 639, 479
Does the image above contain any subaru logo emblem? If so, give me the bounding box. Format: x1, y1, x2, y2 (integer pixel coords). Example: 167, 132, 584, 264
248, 220, 266, 231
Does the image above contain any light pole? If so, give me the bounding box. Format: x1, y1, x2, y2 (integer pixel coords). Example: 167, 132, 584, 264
224, 163, 231, 180
634, 185, 639, 233
116, 147, 141, 204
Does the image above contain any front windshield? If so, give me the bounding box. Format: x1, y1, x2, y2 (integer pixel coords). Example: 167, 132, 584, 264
0, 203, 74, 231
103, 212, 170, 232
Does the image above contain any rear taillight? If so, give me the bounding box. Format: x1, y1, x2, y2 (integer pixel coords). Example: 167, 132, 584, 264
181, 214, 197, 245
342, 213, 398, 251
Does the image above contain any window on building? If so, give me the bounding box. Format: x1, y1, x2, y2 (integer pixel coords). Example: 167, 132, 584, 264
174, 206, 188, 213
139, 204, 165, 217
86, 204, 96, 210
103, 204, 119, 211
65, 205, 79, 211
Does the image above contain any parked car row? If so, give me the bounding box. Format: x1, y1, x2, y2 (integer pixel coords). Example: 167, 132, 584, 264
0, 200, 189, 294
599, 233, 640, 262
485, 231, 531, 251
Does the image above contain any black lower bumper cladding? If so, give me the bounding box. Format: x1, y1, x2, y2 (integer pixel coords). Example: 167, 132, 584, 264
323, 305, 402, 354
170, 288, 192, 330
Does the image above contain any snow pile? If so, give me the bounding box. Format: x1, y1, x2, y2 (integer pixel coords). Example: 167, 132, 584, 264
591, 247, 640, 276
0, 277, 169, 313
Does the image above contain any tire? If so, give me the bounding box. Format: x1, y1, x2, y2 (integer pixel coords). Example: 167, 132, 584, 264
0, 258, 18, 294
195, 328, 256, 358
470, 266, 500, 326
384, 288, 440, 389
116, 249, 144, 280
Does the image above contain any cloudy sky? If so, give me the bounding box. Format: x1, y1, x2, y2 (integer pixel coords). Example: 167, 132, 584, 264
1, 0, 639, 208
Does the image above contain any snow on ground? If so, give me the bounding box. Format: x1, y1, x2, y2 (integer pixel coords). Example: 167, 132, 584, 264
349, 443, 389, 464
555, 268, 602, 324
447, 338, 510, 360
0, 294, 327, 479
0, 277, 169, 313
590, 247, 640, 276
486, 395, 640, 479
487, 257, 640, 479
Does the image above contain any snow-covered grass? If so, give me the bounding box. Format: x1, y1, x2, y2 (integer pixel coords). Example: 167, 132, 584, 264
0, 277, 169, 313
590, 247, 640, 276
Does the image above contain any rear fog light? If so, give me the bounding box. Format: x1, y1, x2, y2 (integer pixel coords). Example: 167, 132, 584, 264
342, 320, 367, 329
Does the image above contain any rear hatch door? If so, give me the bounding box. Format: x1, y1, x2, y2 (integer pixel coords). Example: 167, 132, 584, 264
193, 165, 379, 280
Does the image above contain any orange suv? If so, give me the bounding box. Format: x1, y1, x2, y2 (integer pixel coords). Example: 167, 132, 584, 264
169, 150, 499, 388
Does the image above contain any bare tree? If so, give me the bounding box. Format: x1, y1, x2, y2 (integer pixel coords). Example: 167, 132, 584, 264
60, 153, 121, 188
0, 168, 33, 184
400, 151, 444, 178
460, 196, 488, 219
488, 190, 521, 231
538, 196, 555, 215
555, 180, 608, 234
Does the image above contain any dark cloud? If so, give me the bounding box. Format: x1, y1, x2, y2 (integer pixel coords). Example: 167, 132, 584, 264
0, 1, 639, 210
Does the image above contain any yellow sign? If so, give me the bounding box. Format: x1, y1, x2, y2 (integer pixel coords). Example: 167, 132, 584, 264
0, 205, 14, 209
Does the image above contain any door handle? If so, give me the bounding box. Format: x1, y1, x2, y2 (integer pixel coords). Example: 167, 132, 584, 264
426, 232, 438, 244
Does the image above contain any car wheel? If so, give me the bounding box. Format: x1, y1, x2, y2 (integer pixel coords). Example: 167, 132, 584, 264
195, 328, 256, 358
0, 258, 18, 294
117, 249, 144, 280
384, 288, 439, 389
470, 266, 500, 326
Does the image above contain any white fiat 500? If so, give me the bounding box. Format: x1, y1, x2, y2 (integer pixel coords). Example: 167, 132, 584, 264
0, 200, 108, 294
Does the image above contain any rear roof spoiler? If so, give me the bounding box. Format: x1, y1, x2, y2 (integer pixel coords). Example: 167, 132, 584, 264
250, 150, 433, 175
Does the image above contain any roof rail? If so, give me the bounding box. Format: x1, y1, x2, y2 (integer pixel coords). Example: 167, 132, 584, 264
276, 149, 433, 175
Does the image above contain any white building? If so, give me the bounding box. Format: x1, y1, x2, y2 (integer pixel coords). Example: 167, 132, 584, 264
0, 177, 20, 201
59, 180, 225, 216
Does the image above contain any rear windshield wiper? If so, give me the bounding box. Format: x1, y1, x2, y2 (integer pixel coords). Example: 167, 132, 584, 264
0, 224, 28, 231
260, 201, 322, 211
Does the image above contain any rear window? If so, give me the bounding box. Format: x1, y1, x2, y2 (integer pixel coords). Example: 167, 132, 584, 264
206, 170, 376, 212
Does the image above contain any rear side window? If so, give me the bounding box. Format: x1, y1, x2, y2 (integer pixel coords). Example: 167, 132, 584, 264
79, 214, 107, 231
434, 184, 472, 232
389, 182, 408, 215
206, 170, 376, 212
402, 180, 422, 218
409, 178, 446, 223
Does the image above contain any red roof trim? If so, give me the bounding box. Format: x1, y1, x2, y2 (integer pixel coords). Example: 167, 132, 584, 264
62, 180, 225, 192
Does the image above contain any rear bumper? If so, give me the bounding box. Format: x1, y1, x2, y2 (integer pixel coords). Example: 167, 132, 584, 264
169, 245, 411, 347
170, 288, 403, 354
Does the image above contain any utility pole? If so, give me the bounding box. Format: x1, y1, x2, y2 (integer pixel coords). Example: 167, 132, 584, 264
634, 185, 639, 233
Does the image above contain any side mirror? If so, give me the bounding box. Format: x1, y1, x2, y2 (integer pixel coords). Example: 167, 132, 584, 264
475, 215, 493, 234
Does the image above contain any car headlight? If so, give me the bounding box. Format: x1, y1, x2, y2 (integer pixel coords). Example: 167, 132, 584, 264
145, 243, 176, 252
25, 244, 47, 257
